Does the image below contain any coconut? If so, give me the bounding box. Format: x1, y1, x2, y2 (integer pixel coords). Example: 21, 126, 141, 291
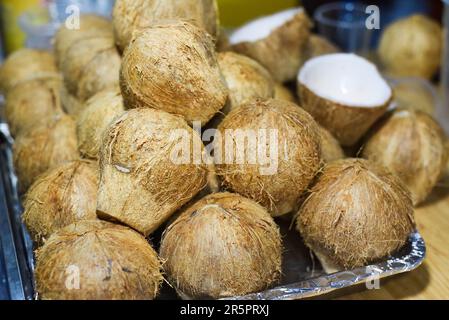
378, 15, 442, 79
392, 79, 436, 115
77, 89, 124, 160
218, 51, 274, 114
318, 125, 345, 163
229, 8, 312, 83
215, 98, 321, 216
120, 21, 228, 124
62, 36, 121, 101
5, 76, 64, 137
0, 49, 58, 94
298, 53, 392, 146
97, 108, 208, 236
296, 158, 415, 270
13, 115, 79, 193
23, 160, 98, 245
274, 83, 296, 103
35, 220, 163, 300
302, 34, 339, 63
217, 28, 230, 52
54, 14, 113, 68
60, 84, 83, 117
112, 0, 219, 52
362, 109, 448, 206
160, 192, 282, 299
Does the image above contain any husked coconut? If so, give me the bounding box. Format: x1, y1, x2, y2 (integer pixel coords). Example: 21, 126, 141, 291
13, 115, 79, 193
0, 49, 58, 94
302, 34, 339, 63
392, 79, 436, 115
318, 125, 345, 163
379, 15, 442, 79
218, 51, 274, 114
60, 84, 83, 117
229, 8, 312, 82
120, 21, 228, 124
23, 160, 99, 245
298, 53, 392, 146
97, 108, 208, 236
274, 83, 296, 103
297, 158, 415, 270
160, 192, 282, 299
5, 76, 64, 137
112, 0, 219, 52
77, 89, 124, 159
362, 109, 448, 205
215, 98, 321, 216
54, 14, 113, 68
62, 36, 121, 101
217, 28, 230, 52
35, 220, 163, 300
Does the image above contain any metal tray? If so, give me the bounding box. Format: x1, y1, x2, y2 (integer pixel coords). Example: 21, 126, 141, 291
0, 121, 425, 300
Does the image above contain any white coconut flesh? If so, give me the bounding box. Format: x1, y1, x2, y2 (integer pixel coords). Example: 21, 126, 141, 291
298, 53, 392, 108
229, 8, 303, 44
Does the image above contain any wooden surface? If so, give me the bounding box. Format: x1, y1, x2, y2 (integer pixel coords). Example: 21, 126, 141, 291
339, 184, 449, 300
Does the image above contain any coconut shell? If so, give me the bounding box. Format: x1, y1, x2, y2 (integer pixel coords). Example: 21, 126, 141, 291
160, 192, 282, 299
35, 220, 163, 300
60, 84, 83, 117
113, 0, 219, 52
296, 158, 415, 269
62, 36, 121, 101
230, 10, 312, 83
215, 98, 321, 216
77, 90, 124, 160
0, 49, 58, 94
318, 125, 345, 163
302, 35, 339, 63
274, 83, 296, 103
23, 160, 99, 245
13, 115, 79, 193
378, 15, 442, 79
97, 108, 208, 236
5, 76, 65, 137
298, 84, 390, 146
218, 52, 274, 114
362, 109, 448, 205
120, 21, 228, 124
54, 14, 113, 68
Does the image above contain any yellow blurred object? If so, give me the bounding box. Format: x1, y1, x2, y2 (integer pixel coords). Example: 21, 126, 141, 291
0, 0, 41, 53
218, 0, 300, 28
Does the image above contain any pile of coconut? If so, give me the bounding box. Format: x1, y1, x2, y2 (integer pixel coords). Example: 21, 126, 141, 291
0, 1, 446, 300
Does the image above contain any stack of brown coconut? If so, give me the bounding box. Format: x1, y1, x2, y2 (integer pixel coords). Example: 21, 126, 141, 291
0, 0, 446, 300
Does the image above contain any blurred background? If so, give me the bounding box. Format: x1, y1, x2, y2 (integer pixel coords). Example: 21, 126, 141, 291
0, 0, 444, 54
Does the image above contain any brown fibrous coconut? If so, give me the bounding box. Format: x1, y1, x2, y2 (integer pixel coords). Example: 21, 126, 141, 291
218, 51, 274, 115
392, 79, 436, 115
215, 98, 322, 216
61, 35, 121, 102
160, 192, 282, 299
35, 220, 163, 300
0, 48, 58, 94
229, 8, 312, 82
301, 34, 339, 64
13, 115, 79, 193
274, 83, 296, 103
120, 21, 228, 124
54, 14, 113, 68
112, 0, 219, 52
97, 108, 209, 236
362, 109, 448, 206
23, 160, 99, 245
77, 89, 124, 159
298, 53, 392, 146
318, 125, 345, 163
60, 84, 83, 118
5, 76, 64, 137
296, 158, 415, 270
378, 14, 442, 79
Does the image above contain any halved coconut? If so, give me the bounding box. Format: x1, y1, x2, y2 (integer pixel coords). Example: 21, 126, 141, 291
229, 8, 312, 83
298, 53, 392, 146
